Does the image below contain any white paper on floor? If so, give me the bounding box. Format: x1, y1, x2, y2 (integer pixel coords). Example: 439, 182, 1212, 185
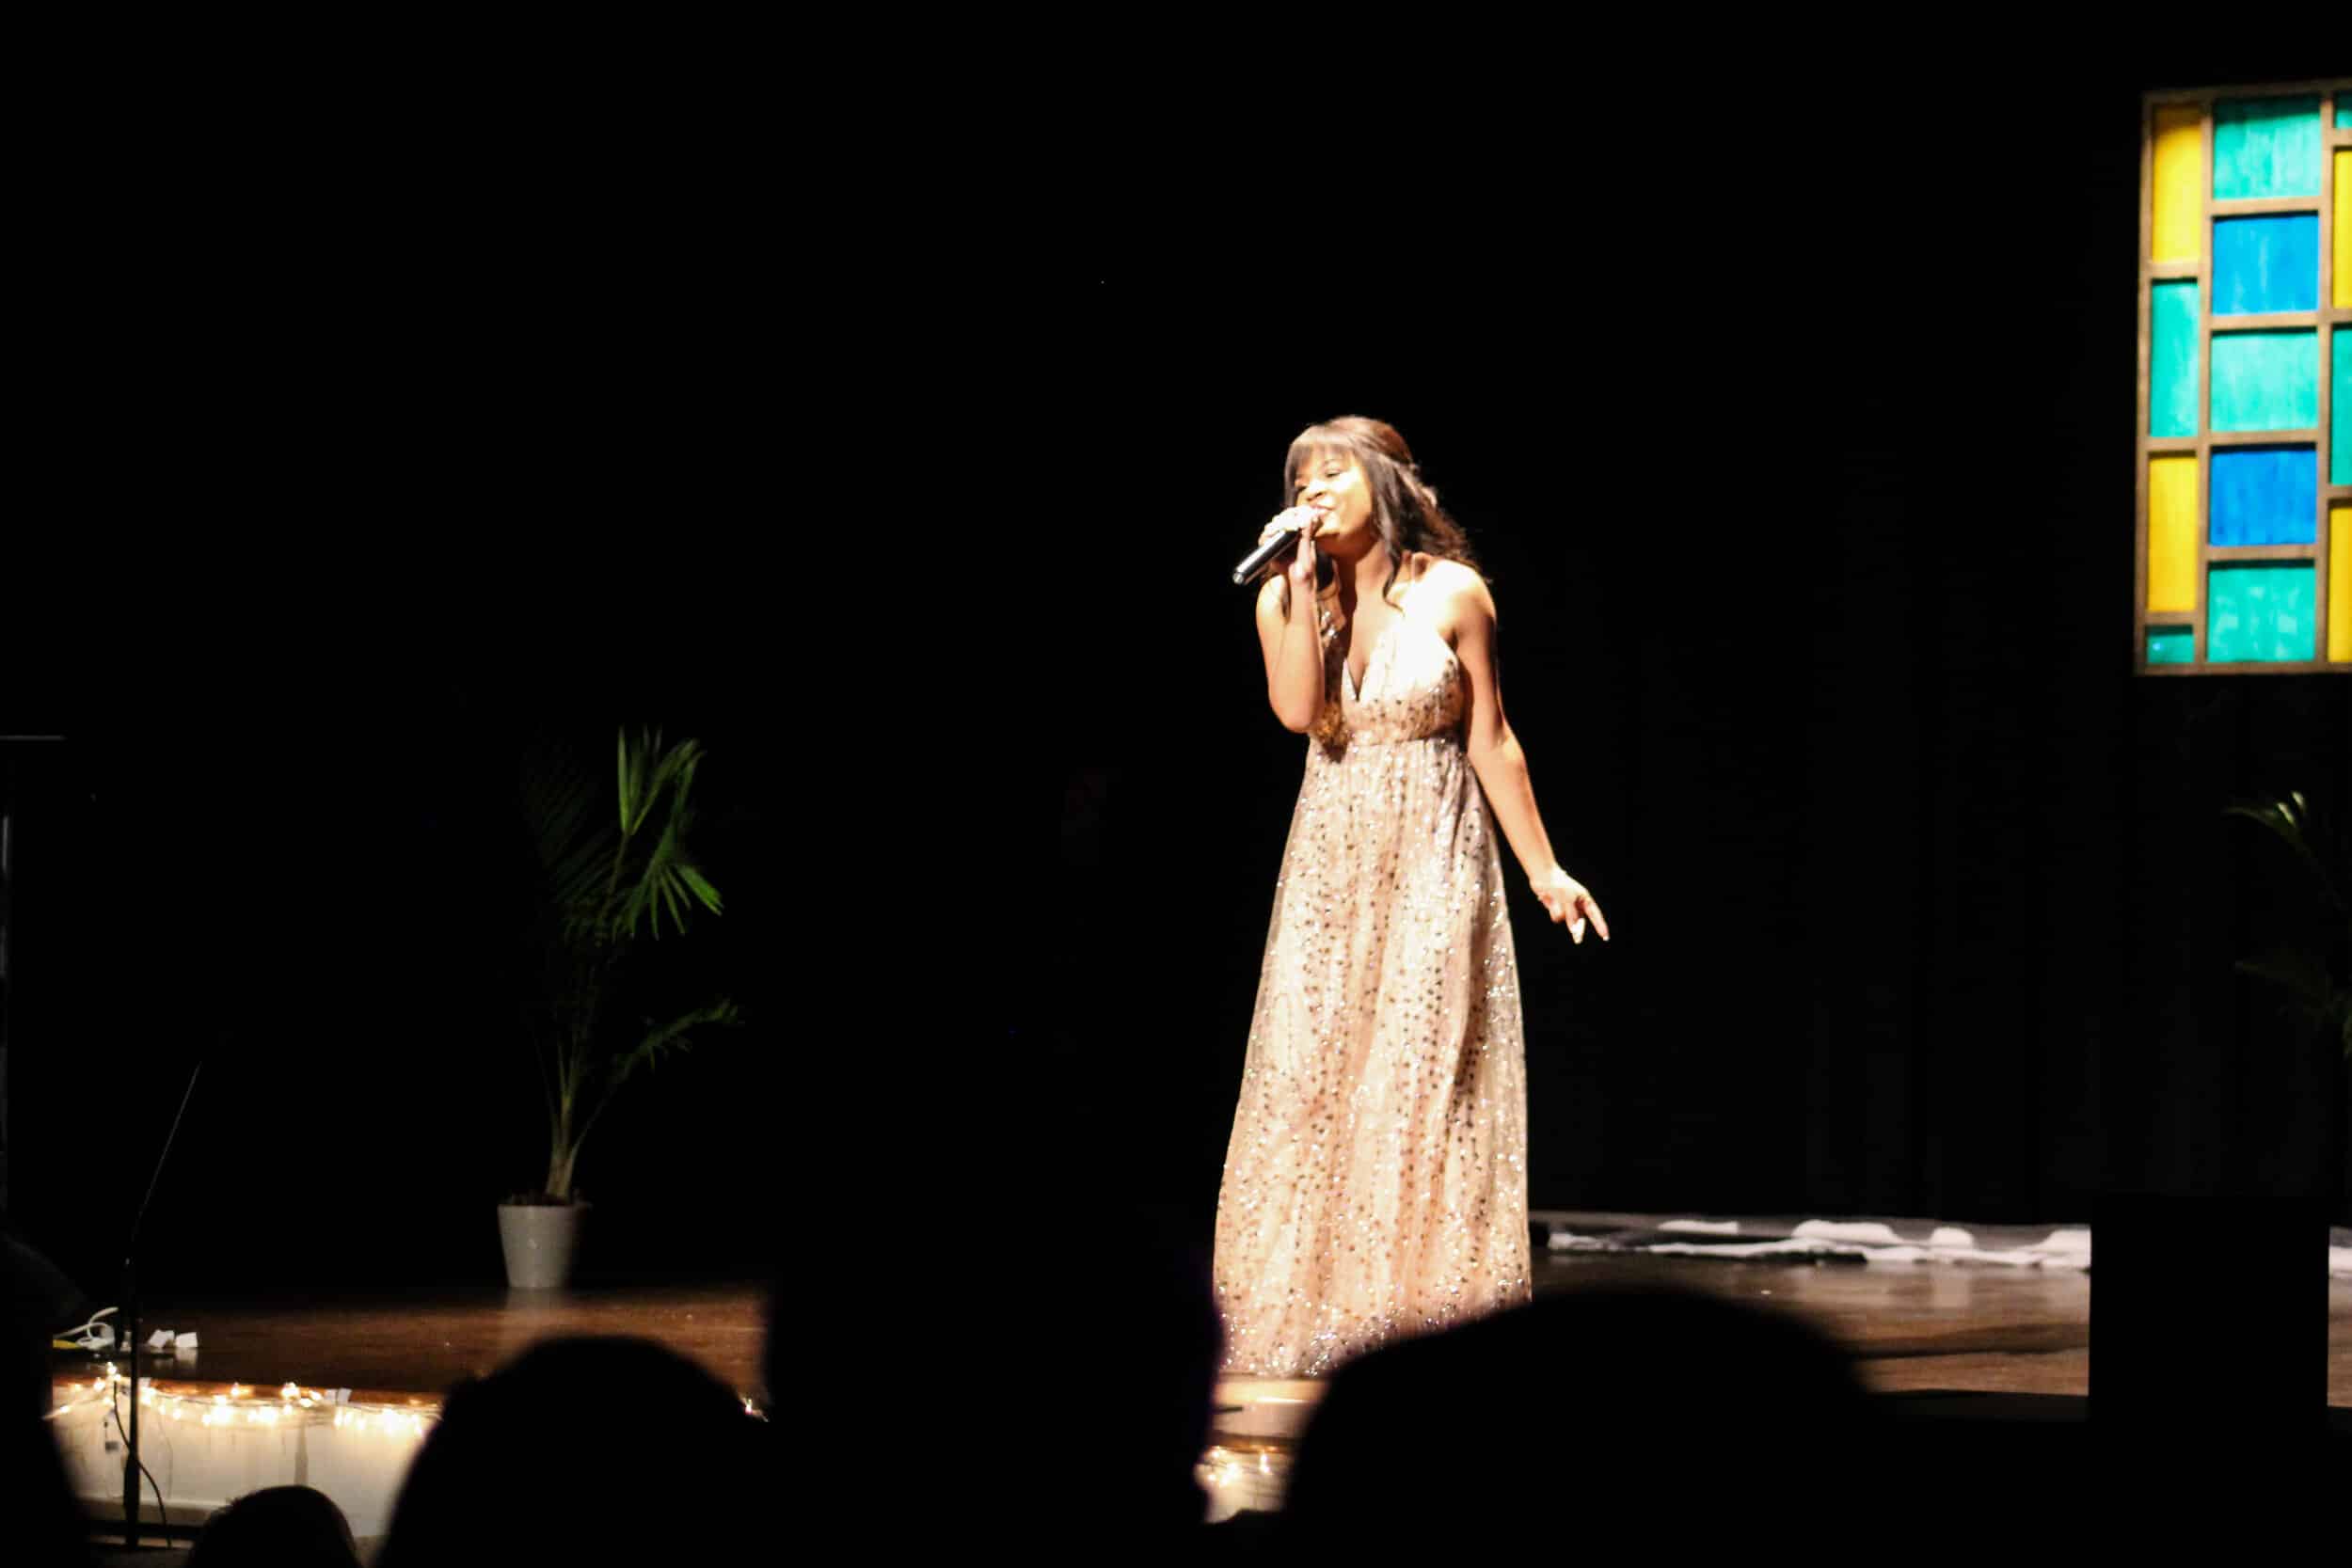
1543, 1214, 2350, 1274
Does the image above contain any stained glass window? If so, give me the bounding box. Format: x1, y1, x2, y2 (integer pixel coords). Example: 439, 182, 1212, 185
2137, 81, 2352, 673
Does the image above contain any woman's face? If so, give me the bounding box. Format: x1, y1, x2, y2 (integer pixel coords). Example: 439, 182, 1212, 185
1291, 448, 1376, 550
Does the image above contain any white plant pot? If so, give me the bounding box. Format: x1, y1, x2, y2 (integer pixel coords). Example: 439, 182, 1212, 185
497, 1202, 589, 1290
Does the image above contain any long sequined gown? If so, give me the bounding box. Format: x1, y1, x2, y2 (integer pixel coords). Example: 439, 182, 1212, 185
1212, 577, 1532, 1378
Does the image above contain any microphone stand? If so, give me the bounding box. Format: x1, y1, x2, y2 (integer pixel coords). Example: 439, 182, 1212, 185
119, 1060, 201, 1550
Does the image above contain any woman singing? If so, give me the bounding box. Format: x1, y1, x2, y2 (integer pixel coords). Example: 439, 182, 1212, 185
1212, 417, 1608, 1379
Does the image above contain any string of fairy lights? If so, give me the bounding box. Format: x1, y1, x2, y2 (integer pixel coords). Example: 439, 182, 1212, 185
46, 1365, 767, 1435
45, 1362, 772, 1538
1197, 1441, 1289, 1518
46, 1365, 438, 1440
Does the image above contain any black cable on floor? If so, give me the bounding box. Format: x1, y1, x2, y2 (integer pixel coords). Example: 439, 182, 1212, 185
107, 1383, 175, 1546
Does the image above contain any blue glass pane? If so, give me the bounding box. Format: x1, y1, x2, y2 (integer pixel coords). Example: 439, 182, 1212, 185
2336, 328, 2351, 487
2209, 447, 2318, 546
2207, 564, 2315, 662
2150, 280, 2200, 437
2214, 97, 2322, 199
2147, 626, 2194, 665
2210, 331, 2319, 432
2212, 215, 2320, 315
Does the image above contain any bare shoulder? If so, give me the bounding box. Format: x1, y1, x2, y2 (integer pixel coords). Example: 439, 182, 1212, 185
1419, 557, 1495, 630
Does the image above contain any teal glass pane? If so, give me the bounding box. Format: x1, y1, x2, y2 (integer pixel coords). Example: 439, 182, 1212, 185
2207, 564, 2315, 663
2212, 215, 2320, 314
2213, 96, 2321, 199
2339, 100, 2351, 130
2336, 328, 2350, 486
2147, 626, 2194, 665
2210, 331, 2318, 432
2210, 447, 2318, 546
2150, 280, 2200, 437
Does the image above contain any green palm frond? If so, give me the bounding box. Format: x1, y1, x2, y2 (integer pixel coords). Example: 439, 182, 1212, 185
516, 724, 738, 1199
566, 998, 745, 1168
521, 736, 622, 940
609, 998, 742, 1095
522, 747, 604, 874
2227, 789, 2352, 1064
615, 727, 648, 836
609, 739, 725, 942
2223, 790, 2348, 915
2234, 947, 2341, 1013
675, 863, 721, 908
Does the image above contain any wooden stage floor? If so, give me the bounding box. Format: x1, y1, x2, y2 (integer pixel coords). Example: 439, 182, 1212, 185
1210, 1249, 2352, 1425
67, 1280, 771, 1407
56, 1251, 2352, 1410
1535, 1251, 2350, 1402
1193, 1251, 2352, 1516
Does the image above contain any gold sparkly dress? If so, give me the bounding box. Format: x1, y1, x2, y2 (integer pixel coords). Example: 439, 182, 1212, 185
1212, 576, 1532, 1378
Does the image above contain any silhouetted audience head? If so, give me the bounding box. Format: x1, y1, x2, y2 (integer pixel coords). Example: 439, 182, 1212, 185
3, 1227, 97, 1355
185, 1484, 361, 1566
990, 1183, 1222, 1547
0, 1248, 92, 1567
376, 1336, 769, 1564
1280, 1284, 1880, 1535
1082, 1205, 1220, 1530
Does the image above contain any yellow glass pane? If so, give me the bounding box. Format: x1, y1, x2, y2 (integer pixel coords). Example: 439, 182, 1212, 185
2152, 106, 2203, 262
2149, 455, 2199, 613
2335, 150, 2351, 307
2332, 504, 2352, 662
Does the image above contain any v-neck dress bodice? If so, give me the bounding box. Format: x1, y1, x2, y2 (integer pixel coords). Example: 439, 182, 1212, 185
1212, 575, 1532, 1378
1323, 586, 1469, 747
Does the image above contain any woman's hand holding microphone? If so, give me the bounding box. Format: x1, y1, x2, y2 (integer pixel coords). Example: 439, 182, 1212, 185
1257, 506, 1324, 596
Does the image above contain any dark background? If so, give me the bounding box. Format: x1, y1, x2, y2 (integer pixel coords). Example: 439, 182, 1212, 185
1, 107, 821, 1296
5, 54, 2350, 1314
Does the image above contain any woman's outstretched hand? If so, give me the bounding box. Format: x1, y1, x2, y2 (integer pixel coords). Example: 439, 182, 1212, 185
1532, 866, 1608, 944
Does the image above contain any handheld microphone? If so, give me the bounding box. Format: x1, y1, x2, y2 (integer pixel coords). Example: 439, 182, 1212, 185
1231, 509, 1320, 586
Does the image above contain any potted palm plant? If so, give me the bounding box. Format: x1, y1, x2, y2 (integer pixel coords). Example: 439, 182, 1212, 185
501, 725, 743, 1288
2224, 788, 2352, 1216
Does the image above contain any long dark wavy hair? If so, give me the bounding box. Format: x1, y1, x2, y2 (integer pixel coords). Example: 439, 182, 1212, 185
1280, 416, 1482, 614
